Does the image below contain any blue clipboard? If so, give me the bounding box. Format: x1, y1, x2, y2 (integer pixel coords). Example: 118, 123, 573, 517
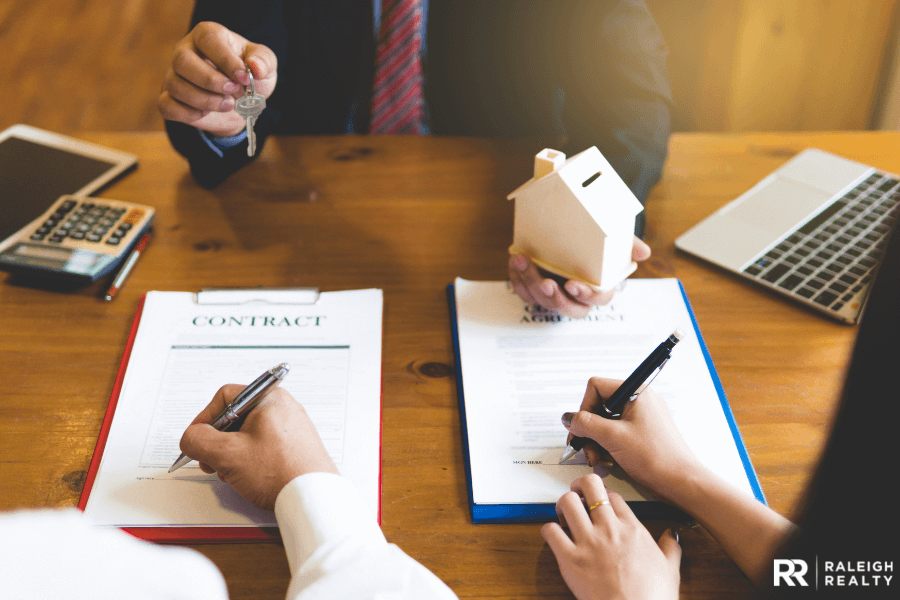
446, 281, 766, 524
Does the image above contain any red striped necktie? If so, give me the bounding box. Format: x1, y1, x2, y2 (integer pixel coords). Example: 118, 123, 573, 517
370, 0, 425, 134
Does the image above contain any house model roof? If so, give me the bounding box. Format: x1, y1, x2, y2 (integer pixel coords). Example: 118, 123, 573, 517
506, 146, 643, 232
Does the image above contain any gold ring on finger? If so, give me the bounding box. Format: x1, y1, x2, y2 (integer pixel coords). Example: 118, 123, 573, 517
587, 500, 611, 512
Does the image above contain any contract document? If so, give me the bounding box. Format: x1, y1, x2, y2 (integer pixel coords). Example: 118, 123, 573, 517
80, 289, 382, 542
449, 278, 764, 522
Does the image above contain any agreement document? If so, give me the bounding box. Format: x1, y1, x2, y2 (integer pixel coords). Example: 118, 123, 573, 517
449, 278, 763, 522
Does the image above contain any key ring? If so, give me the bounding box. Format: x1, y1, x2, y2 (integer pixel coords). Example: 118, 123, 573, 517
246, 65, 255, 96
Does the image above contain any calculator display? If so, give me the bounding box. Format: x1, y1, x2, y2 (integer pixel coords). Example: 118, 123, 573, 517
0, 136, 116, 241
6, 243, 114, 274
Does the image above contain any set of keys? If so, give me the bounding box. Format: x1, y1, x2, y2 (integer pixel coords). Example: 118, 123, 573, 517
235, 65, 266, 157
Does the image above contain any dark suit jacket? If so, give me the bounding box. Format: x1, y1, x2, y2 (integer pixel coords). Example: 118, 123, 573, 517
166, 0, 672, 211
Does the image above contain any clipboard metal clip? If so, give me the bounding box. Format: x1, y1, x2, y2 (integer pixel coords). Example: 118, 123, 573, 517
195, 287, 320, 305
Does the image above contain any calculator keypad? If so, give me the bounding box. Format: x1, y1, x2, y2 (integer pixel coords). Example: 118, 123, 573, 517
29, 199, 144, 247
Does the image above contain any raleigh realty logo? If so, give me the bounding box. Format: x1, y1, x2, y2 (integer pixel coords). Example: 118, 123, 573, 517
774, 559, 893, 589
774, 560, 810, 586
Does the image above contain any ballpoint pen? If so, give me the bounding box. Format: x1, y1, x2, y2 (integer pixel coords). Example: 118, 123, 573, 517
104, 231, 151, 301
168, 362, 290, 473
560, 329, 684, 463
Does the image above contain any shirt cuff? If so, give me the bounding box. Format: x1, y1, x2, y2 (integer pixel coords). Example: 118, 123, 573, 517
274, 472, 386, 575
197, 129, 247, 158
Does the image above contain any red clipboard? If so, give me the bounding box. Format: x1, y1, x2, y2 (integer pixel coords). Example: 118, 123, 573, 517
78, 293, 383, 543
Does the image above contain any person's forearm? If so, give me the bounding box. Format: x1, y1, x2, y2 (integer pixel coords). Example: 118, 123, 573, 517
661, 465, 795, 585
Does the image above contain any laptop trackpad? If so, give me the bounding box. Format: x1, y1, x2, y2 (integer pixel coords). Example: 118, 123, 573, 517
723, 177, 832, 234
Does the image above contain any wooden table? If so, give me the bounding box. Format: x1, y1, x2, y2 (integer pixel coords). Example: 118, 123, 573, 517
1, 131, 891, 599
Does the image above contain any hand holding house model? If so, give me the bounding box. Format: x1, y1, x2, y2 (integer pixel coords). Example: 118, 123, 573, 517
507, 147, 644, 292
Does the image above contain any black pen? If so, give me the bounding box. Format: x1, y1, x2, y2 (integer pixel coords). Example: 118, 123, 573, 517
560, 329, 684, 463
168, 362, 289, 472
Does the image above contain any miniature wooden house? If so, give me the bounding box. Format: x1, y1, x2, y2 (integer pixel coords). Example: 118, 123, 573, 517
507, 147, 643, 291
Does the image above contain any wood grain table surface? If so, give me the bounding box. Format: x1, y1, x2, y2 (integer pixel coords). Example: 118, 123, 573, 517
2, 131, 893, 599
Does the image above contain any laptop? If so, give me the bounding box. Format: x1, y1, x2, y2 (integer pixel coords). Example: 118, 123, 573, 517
675, 149, 900, 323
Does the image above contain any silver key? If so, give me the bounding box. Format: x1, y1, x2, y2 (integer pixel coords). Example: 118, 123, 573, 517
234, 66, 266, 156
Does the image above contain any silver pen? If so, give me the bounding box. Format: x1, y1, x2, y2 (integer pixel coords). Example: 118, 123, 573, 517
168, 362, 290, 473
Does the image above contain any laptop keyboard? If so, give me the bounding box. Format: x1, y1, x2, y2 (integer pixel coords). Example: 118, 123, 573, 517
742, 173, 900, 314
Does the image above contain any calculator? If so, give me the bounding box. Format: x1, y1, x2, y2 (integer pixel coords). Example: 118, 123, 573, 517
0, 124, 148, 284
0, 194, 155, 283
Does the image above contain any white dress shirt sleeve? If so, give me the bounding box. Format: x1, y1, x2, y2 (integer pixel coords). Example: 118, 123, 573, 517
275, 472, 458, 600
0, 508, 228, 600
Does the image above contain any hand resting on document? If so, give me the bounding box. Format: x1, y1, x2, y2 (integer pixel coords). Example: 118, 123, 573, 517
179, 385, 338, 512
542, 473, 682, 600
509, 235, 651, 319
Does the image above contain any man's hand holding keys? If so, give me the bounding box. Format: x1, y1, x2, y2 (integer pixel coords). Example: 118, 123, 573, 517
158, 21, 277, 139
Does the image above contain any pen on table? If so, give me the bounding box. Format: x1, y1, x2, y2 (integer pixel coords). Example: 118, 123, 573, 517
104, 231, 152, 302
168, 362, 290, 473
560, 329, 684, 463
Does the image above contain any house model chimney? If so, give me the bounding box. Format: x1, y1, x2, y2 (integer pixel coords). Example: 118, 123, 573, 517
534, 148, 566, 179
